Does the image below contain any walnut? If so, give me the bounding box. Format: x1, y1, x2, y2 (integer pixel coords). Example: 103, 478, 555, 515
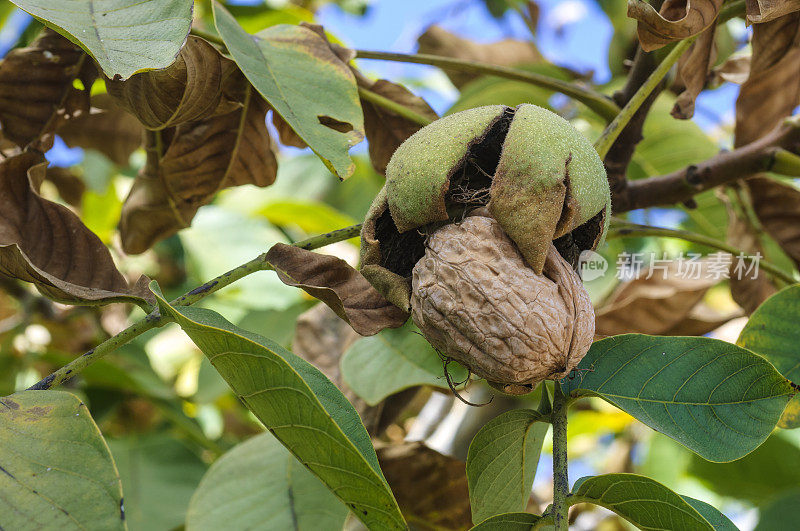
410, 215, 594, 391
358, 104, 606, 394
360, 103, 610, 311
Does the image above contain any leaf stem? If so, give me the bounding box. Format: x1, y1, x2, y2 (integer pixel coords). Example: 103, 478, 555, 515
190, 27, 225, 47
607, 219, 796, 285
594, 37, 696, 158
551, 384, 570, 531
27, 224, 364, 391
354, 50, 620, 122
770, 148, 800, 176
358, 86, 433, 126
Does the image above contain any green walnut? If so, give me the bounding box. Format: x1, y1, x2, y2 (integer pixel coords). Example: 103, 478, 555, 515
360, 103, 611, 312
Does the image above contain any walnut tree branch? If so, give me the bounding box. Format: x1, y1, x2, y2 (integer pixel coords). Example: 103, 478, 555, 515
613, 117, 800, 213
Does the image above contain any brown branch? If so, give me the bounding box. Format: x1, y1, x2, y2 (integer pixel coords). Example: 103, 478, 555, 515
605, 46, 664, 200
614, 118, 800, 212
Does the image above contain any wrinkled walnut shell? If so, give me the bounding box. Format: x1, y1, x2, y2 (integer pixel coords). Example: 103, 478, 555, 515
410, 215, 594, 389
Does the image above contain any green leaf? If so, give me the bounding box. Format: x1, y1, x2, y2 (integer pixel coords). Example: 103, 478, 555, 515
754, 488, 800, 530
681, 496, 738, 531
688, 432, 800, 506
633, 97, 719, 177
258, 199, 358, 238
561, 334, 793, 462
187, 431, 348, 530
778, 395, 800, 429
471, 512, 543, 530
466, 409, 549, 524
0, 391, 124, 530
9, 0, 193, 80
571, 474, 714, 530
340, 321, 467, 405
108, 434, 207, 531
738, 287, 800, 429
213, 1, 364, 179
153, 287, 406, 530
738, 284, 800, 383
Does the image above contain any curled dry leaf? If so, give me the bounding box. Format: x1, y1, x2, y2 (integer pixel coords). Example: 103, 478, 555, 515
417, 25, 542, 87
747, 0, 800, 24
0, 153, 152, 307
711, 54, 751, 85
56, 93, 144, 166
744, 176, 800, 269
0, 28, 95, 148
265, 243, 409, 336
595, 259, 738, 337
43, 167, 86, 207
271, 112, 307, 148
107, 36, 238, 130
627, 0, 723, 52
672, 24, 717, 119
376, 442, 472, 531
732, 14, 800, 299
119, 88, 277, 254
735, 13, 800, 146
357, 76, 438, 175
726, 196, 777, 314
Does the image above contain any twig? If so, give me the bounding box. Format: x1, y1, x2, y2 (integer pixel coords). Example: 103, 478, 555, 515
27, 224, 364, 391
595, 37, 697, 159
604, 47, 661, 200
613, 117, 800, 212
354, 50, 620, 122
358, 87, 433, 126
551, 384, 570, 531
607, 220, 796, 285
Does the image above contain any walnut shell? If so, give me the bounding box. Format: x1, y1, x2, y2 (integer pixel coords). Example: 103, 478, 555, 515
410, 215, 594, 390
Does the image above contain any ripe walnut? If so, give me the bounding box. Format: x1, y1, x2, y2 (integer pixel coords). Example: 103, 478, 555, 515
411, 215, 594, 391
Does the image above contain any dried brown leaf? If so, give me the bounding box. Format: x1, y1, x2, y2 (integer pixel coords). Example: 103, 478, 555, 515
56, 93, 143, 166
733, 15, 800, 276
265, 243, 409, 336
0, 29, 95, 148
726, 197, 777, 314
747, 0, 800, 23
672, 24, 717, 119
271, 111, 307, 148
663, 302, 741, 335
120, 89, 277, 254
595, 259, 728, 336
628, 0, 723, 52
735, 13, 800, 146
43, 167, 86, 207
417, 25, 542, 87
377, 442, 472, 531
358, 77, 438, 174
107, 36, 238, 130
0, 153, 152, 307
745, 176, 800, 268
711, 54, 751, 85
